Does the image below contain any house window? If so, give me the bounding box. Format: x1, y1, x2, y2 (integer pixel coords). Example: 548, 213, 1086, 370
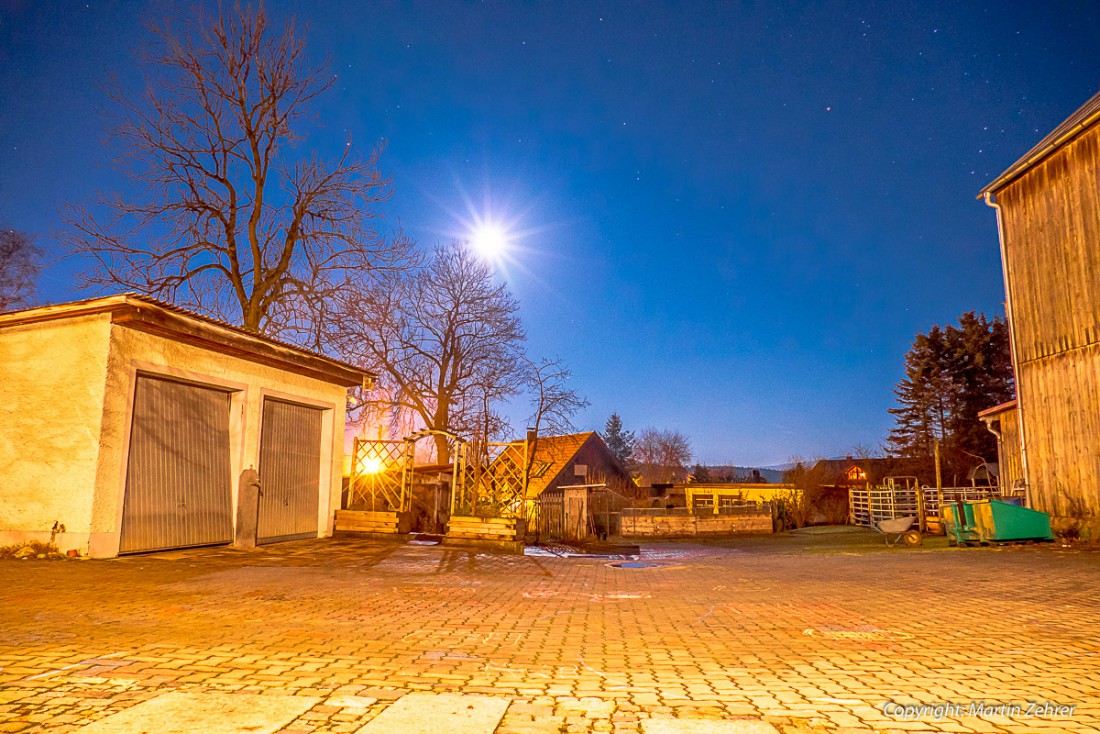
847, 466, 867, 481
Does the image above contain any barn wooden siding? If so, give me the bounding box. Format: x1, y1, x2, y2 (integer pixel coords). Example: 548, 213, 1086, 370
996, 125, 1100, 516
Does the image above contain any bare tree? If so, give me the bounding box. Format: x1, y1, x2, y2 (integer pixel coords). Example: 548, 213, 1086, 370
0, 229, 41, 312
524, 357, 589, 486
340, 241, 526, 462
62, 3, 403, 337
849, 442, 882, 460
780, 456, 849, 528
634, 427, 693, 484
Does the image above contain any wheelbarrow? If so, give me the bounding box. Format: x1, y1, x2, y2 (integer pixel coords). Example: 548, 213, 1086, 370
876, 516, 923, 547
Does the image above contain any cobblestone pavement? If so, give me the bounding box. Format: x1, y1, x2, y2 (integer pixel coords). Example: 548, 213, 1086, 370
1, 532, 1098, 733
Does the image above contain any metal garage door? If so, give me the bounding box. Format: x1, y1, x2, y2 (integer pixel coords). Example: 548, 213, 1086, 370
258, 399, 324, 543
119, 376, 233, 553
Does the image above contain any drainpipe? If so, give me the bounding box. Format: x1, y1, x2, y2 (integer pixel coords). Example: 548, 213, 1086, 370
981, 415, 1004, 493
983, 192, 1032, 508
981, 415, 1002, 442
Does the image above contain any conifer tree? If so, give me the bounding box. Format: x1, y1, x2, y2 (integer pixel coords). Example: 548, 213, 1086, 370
887, 312, 1014, 482
600, 412, 636, 470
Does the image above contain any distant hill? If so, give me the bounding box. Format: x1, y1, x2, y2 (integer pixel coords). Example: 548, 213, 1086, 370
694, 465, 786, 483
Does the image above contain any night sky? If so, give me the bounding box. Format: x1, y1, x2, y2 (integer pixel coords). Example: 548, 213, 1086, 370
2, 1, 1099, 465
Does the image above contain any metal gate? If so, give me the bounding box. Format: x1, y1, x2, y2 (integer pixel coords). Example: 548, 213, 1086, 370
119, 376, 233, 553
258, 399, 323, 543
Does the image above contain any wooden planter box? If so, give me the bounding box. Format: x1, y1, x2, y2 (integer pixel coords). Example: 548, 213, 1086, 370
443, 515, 526, 553
334, 510, 412, 536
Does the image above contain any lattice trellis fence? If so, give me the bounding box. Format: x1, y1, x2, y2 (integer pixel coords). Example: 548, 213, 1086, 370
348, 438, 410, 512
349, 430, 530, 519
451, 440, 528, 518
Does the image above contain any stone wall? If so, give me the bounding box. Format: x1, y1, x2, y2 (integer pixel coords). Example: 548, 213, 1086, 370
621, 512, 773, 537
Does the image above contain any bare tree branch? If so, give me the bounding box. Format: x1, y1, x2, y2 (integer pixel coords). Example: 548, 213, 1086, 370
523, 356, 589, 488
338, 241, 526, 462
60, 2, 407, 339
0, 229, 41, 312
635, 427, 693, 485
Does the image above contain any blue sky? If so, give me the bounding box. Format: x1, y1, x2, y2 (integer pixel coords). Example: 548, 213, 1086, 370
2, 1, 1099, 465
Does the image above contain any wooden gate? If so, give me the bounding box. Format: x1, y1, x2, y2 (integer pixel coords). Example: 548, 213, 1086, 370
258, 399, 323, 543
119, 376, 233, 553
532, 488, 565, 541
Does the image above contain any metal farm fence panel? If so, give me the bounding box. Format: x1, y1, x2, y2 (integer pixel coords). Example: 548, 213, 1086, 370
849, 486, 920, 526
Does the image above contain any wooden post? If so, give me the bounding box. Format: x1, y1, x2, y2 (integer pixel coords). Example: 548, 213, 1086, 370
934, 438, 943, 494
234, 467, 261, 549
931, 438, 943, 534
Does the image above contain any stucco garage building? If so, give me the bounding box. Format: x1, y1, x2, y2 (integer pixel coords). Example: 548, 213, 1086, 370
0, 295, 372, 558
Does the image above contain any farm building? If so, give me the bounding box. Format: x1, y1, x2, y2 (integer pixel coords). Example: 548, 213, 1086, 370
977, 400, 1024, 494
980, 89, 1100, 519
810, 457, 933, 489
0, 295, 372, 557
523, 431, 633, 500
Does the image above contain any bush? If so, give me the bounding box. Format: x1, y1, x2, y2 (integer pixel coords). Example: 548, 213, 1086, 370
777, 459, 850, 529
0, 541, 65, 560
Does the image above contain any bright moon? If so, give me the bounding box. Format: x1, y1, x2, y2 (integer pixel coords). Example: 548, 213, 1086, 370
471, 223, 509, 258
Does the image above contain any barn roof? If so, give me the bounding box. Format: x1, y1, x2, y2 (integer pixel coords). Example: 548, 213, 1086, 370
980, 88, 1100, 197
0, 293, 375, 388
525, 432, 628, 497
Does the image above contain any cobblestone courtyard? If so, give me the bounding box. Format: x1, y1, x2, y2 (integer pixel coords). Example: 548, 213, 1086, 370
1, 532, 1097, 733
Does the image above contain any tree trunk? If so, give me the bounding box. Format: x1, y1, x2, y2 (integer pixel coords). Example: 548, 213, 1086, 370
434, 433, 450, 466
242, 301, 263, 333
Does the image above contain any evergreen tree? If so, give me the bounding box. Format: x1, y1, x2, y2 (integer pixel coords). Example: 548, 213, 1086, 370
887, 312, 1014, 482
887, 326, 952, 459
600, 412, 636, 470
947, 313, 1015, 462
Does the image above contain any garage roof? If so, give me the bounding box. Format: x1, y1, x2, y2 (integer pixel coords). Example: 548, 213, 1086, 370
0, 294, 375, 388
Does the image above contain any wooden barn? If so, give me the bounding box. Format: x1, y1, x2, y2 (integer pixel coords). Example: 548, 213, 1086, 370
980, 89, 1100, 519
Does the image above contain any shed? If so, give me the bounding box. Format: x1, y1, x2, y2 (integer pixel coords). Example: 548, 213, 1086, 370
980, 88, 1100, 516
524, 432, 633, 499
0, 295, 373, 557
978, 400, 1022, 492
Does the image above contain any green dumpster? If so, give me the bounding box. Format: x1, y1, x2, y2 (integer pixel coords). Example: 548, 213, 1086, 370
971, 499, 1054, 543
941, 502, 982, 546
